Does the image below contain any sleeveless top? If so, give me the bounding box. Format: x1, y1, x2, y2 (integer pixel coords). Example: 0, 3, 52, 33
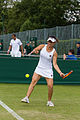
37, 44, 55, 70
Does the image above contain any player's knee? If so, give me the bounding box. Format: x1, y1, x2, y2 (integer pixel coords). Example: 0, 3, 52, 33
48, 84, 53, 89
31, 78, 37, 87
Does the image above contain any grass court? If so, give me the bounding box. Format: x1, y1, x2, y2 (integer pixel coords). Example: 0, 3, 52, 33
0, 83, 80, 120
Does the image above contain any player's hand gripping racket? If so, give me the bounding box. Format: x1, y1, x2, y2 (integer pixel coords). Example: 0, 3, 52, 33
62, 70, 73, 79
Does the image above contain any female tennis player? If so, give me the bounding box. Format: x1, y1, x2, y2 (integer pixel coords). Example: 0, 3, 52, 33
21, 36, 64, 106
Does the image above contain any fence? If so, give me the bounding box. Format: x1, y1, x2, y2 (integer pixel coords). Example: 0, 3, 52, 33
0, 24, 80, 55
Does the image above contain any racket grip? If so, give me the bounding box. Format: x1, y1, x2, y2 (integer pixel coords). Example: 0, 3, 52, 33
62, 70, 73, 79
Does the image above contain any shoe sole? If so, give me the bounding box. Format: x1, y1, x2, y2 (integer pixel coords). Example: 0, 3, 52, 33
47, 105, 54, 107
21, 100, 29, 103
47, 104, 54, 107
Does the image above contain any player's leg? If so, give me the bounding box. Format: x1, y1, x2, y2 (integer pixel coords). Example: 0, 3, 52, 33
46, 78, 54, 106
26, 72, 41, 97
46, 78, 53, 101
21, 72, 41, 103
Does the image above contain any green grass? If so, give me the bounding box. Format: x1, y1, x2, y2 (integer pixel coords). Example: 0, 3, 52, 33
0, 84, 80, 120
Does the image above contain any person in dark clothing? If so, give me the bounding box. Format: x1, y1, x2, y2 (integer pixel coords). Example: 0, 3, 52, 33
76, 42, 80, 57
24, 41, 33, 54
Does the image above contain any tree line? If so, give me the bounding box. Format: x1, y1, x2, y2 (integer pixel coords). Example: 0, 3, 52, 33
0, 0, 80, 34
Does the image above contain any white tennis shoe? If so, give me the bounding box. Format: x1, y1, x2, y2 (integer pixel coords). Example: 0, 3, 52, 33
21, 96, 29, 103
47, 101, 54, 107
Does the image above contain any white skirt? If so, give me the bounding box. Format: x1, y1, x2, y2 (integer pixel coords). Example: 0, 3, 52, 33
35, 66, 53, 78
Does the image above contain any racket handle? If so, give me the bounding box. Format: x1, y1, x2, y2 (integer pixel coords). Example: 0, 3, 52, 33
63, 70, 73, 79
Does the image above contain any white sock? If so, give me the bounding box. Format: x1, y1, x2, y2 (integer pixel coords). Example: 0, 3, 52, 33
25, 96, 29, 99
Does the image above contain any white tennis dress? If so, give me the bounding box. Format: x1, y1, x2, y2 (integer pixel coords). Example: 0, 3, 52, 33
35, 44, 55, 78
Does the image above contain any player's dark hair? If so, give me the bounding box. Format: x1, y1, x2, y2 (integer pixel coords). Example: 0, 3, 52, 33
48, 36, 59, 42
69, 49, 74, 54
12, 34, 16, 37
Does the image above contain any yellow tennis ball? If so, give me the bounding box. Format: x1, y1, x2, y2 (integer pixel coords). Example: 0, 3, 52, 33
25, 74, 29, 78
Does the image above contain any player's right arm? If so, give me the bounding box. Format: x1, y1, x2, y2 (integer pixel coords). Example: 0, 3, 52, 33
28, 44, 45, 55
7, 45, 12, 54
53, 50, 65, 77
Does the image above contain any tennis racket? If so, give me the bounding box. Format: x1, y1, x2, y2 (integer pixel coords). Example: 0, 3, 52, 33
62, 70, 73, 79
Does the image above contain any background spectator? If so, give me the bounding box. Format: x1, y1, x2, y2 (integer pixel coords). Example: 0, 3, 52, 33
24, 41, 33, 55
63, 49, 77, 60
7, 34, 24, 57
0, 42, 3, 51
76, 42, 80, 57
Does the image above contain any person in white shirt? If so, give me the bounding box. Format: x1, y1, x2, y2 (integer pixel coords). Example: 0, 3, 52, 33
21, 36, 65, 107
7, 34, 24, 57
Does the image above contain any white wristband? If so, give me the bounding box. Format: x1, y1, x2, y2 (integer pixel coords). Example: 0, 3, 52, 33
59, 72, 62, 75
8, 50, 10, 52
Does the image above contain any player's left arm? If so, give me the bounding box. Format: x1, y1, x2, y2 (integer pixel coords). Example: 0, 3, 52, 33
53, 50, 64, 77
28, 44, 45, 55
20, 44, 24, 56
